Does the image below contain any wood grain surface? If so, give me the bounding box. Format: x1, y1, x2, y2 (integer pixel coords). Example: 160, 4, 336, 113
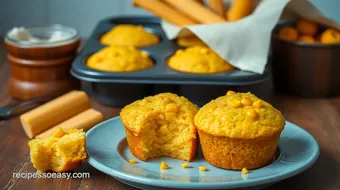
0, 43, 339, 190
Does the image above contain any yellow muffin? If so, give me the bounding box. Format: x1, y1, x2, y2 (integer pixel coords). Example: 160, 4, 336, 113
194, 91, 285, 170
168, 46, 234, 74
28, 128, 86, 172
100, 24, 159, 47
87, 45, 153, 72
177, 36, 207, 47
120, 93, 199, 161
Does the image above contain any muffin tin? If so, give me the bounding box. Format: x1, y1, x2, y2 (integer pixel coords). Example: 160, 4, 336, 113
71, 16, 270, 106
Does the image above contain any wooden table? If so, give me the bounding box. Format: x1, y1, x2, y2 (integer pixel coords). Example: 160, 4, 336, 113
0, 43, 339, 190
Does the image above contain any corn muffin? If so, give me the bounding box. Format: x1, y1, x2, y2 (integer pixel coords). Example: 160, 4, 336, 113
194, 91, 285, 170
120, 93, 199, 161
168, 46, 234, 74
87, 45, 153, 72
28, 128, 86, 172
100, 24, 159, 47
177, 36, 206, 47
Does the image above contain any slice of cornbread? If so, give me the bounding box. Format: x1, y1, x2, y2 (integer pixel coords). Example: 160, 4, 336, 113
28, 128, 86, 172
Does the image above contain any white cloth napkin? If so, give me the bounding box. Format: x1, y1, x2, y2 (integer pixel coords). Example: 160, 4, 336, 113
161, 0, 340, 74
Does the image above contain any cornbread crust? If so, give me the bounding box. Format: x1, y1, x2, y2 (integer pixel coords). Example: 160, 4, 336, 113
100, 24, 160, 47
87, 45, 153, 72
120, 93, 199, 161
176, 36, 207, 47
194, 92, 285, 170
168, 46, 234, 74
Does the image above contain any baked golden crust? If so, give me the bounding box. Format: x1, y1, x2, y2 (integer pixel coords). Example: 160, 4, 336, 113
100, 24, 159, 47
87, 45, 153, 72
198, 130, 279, 169
194, 92, 285, 139
120, 93, 198, 161
176, 36, 206, 47
168, 46, 234, 74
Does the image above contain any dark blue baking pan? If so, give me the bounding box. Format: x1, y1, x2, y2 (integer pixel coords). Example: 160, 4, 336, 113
71, 16, 270, 106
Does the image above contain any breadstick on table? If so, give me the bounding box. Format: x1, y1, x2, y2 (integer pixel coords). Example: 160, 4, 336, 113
208, 0, 225, 17
132, 0, 199, 26
227, 0, 255, 22
20, 91, 90, 138
163, 0, 226, 24
35, 109, 104, 138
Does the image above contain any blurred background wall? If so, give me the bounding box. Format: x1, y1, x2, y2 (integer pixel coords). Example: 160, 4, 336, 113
0, 0, 338, 37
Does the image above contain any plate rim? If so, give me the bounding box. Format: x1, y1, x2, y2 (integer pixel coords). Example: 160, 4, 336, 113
86, 117, 320, 189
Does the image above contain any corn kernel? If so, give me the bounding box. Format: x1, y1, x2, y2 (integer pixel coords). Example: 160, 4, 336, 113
52, 128, 65, 138
129, 159, 137, 164
242, 167, 249, 174
166, 103, 178, 112
247, 109, 258, 118
176, 49, 184, 55
226, 90, 236, 96
200, 48, 209, 54
141, 52, 149, 58
198, 166, 207, 172
230, 100, 242, 108
252, 100, 263, 108
181, 163, 190, 168
159, 125, 168, 134
160, 161, 169, 170
241, 97, 252, 106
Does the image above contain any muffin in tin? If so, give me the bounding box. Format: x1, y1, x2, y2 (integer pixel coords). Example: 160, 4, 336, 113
194, 91, 285, 170
100, 24, 160, 47
87, 45, 153, 72
176, 36, 207, 47
120, 93, 199, 161
168, 45, 234, 74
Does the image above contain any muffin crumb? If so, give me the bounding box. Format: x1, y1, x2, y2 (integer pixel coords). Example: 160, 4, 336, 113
160, 161, 169, 170
181, 163, 190, 168
129, 159, 137, 164
242, 167, 249, 174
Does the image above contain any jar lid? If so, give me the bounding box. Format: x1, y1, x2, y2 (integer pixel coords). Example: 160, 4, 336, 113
5, 25, 79, 48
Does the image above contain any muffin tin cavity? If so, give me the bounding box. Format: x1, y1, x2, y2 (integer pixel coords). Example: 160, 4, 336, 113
72, 16, 270, 106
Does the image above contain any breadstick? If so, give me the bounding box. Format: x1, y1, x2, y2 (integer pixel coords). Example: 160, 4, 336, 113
227, 0, 254, 22
36, 109, 104, 138
132, 0, 198, 26
20, 91, 90, 138
208, 0, 225, 17
196, 0, 205, 5
163, 0, 226, 24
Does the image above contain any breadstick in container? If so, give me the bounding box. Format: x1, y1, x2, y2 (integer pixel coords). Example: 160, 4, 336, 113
163, 0, 226, 24
227, 0, 255, 21
132, 0, 198, 26
208, 0, 225, 17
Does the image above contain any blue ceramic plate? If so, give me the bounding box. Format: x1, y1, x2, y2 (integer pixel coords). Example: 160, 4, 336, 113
86, 117, 319, 190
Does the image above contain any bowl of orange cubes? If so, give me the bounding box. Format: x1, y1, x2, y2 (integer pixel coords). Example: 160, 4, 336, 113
271, 19, 340, 97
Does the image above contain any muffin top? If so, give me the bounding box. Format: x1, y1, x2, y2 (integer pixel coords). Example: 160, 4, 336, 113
177, 36, 207, 47
194, 91, 285, 139
87, 45, 153, 72
168, 46, 234, 74
120, 93, 198, 134
100, 24, 160, 47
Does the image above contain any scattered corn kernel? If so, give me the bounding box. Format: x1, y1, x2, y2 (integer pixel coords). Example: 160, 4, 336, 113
200, 48, 209, 54
296, 19, 318, 36
252, 100, 263, 108
241, 97, 252, 106
230, 100, 242, 108
242, 167, 249, 174
247, 109, 258, 118
160, 161, 169, 170
176, 49, 184, 55
226, 90, 236, 96
181, 163, 190, 168
278, 27, 298, 41
141, 52, 149, 58
198, 166, 207, 172
129, 159, 137, 164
